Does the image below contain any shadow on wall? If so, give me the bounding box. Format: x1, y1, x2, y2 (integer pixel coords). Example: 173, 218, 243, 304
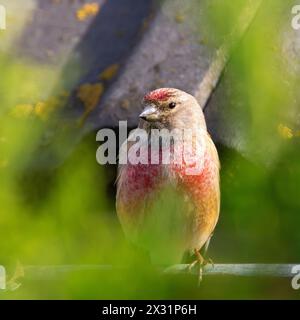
16, 0, 154, 90
13, 0, 155, 170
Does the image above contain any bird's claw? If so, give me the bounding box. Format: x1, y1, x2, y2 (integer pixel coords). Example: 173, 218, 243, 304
6, 261, 24, 291
187, 250, 214, 286
205, 258, 214, 268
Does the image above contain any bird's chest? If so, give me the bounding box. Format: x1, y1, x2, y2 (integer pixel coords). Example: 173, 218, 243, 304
119, 151, 212, 211
121, 162, 164, 204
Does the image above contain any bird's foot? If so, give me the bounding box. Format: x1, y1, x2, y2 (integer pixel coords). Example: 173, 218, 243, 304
6, 261, 24, 291
187, 249, 214, 285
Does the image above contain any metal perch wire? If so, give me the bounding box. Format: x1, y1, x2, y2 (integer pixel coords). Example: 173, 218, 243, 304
2, 263, 297, 291
20, 264, 299, 278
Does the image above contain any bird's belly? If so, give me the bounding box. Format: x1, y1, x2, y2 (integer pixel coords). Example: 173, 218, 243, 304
117, 161, 218, 263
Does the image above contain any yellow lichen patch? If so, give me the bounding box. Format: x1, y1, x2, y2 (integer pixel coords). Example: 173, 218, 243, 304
10, 90, 69, 121
34, 101, 48, 120
11, 104, 34, 118
120, 98, 130, 110
77, 82, 104, 125
175, 13, 185, 23
99, 64, 119, 81
278, 124, 293, 139
76, 2, 100, 21
34, 96, 63, 120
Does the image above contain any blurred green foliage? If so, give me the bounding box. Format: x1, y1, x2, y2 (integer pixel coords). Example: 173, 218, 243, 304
0, 0, 300, 299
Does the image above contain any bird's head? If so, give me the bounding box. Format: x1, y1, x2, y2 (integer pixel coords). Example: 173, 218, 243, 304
139, 88, 207, 130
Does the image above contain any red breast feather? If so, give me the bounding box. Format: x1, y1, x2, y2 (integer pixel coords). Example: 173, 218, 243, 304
116, 133, 220, 262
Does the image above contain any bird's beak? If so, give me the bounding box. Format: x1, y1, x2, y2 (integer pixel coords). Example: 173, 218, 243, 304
139, 104, 159, 122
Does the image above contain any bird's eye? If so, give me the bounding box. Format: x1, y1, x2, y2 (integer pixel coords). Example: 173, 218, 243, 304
168, 102, 176, 109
